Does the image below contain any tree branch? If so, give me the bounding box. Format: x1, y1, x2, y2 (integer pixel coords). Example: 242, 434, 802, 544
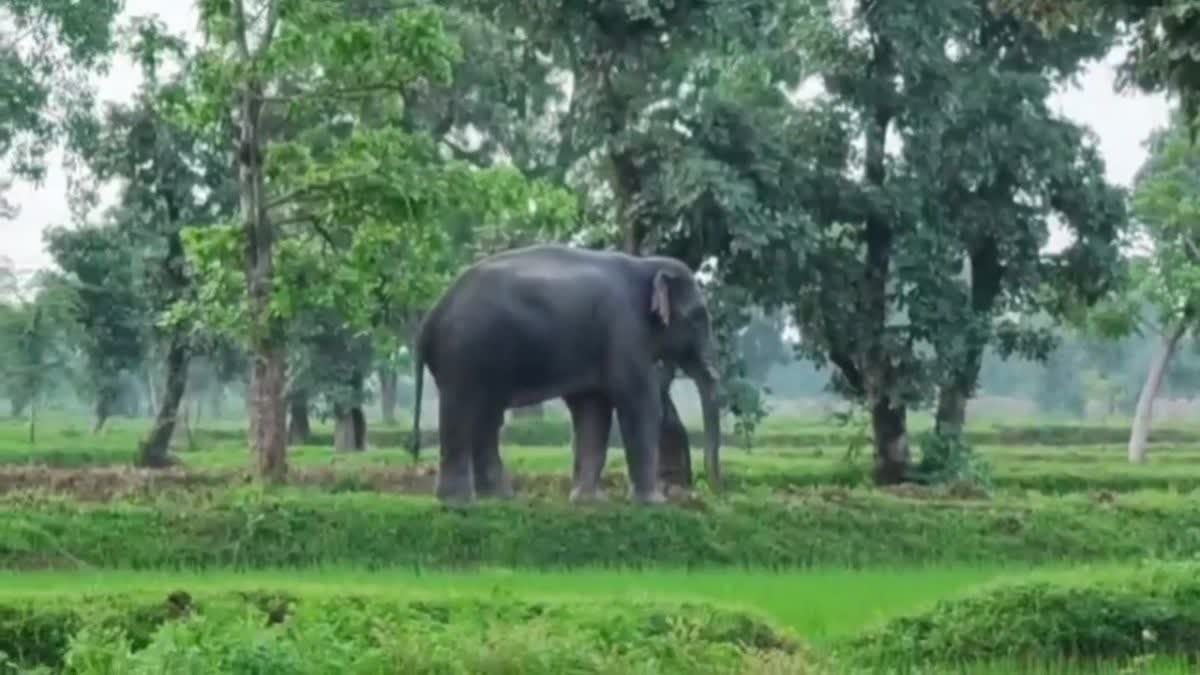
231, 0, 252, 61
254, 0, 281, 60
262, 83, 407, 104
828, 347, 864, 396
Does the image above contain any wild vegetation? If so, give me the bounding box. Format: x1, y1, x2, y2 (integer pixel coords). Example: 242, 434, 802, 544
4, 0, 1200, 672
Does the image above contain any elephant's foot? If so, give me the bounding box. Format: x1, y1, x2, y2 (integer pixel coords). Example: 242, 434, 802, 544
630, 486, 667, 506
475, 473, 515, 500
569, 484, 608, 504
435, 472, 475, 505
663, 483, 693, 501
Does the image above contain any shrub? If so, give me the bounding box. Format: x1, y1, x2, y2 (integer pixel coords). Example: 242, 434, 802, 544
0, 593, 813, 674
840, 562, 1200, 669
2, 490, 1200, 570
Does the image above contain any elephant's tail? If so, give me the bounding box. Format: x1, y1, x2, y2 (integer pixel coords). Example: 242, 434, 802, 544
409, 343, 424, 462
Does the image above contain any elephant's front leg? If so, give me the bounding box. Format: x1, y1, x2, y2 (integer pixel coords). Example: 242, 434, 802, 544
614, 378, 665, 505
565, 392, 613, 502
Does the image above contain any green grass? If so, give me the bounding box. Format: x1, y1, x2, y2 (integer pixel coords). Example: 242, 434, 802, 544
843, 561, 1200, 670
0, 564, 1034, 644
0, 564, 1196, 673
3, 414, 1199, 672
5, 415, 1200, 496
3, 487, 1200, 570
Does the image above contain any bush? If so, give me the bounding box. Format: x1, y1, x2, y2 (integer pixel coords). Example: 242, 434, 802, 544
0, 593, 812, 674
840, 562, 1200, 669
3, 490, 1200, 570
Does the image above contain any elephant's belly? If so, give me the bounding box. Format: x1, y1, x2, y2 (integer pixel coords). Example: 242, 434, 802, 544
507, 373, 600, 408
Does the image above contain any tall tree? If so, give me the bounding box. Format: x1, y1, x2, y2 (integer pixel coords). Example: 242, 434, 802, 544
44, 223, 147, 433
177, 0, 467, 480
460, 0, 825, 484
0, 272, 78, 442
646, 0, 1124, 483
62, 20, 239, 465
903, 4, 1126, 440
1098, 109, 1200, 461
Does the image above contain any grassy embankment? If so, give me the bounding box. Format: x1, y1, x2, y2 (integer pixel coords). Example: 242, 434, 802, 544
0, 414, 1198, 672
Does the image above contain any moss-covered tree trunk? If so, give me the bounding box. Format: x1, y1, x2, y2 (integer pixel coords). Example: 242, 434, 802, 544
333, 404, 367, 451
871, 399, 909, 485
287, 390, 311, 445
657, 374, 692, 489
378, 365, 398, 424
239, 72, 287, 482
137, 334, 189, 467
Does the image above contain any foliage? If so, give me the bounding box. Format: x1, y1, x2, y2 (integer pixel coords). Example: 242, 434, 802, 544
43, 224, 148, 422
1000, 0, 1200, 135
910, 431, 993, 489
1125, 109, 1200, 332
843, 561, 1200, 667
0, 0, 122, 216
450, 0, 831, 439
638, 1, 1126, 470
0, 593, 803, 674
0, 274, 80, 434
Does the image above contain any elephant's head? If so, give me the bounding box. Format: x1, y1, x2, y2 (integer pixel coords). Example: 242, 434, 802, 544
646, 259, 723, 488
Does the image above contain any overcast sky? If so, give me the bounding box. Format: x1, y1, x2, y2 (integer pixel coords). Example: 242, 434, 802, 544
0, 3, 1172, 274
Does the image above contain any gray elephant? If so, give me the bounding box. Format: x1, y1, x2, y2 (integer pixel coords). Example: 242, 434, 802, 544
410, 244, 722, 504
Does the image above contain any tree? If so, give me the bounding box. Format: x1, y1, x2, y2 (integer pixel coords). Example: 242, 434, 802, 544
905, 5, 1126, 440
644, 0, 1124, 484
1098, 109, 1200, 461
0, 0, 122, 216
462, 0, 826, 486
56, 19, 240, 461
175, 0, 471, 480
0, 272, 78, 442
44, 223, 147, 433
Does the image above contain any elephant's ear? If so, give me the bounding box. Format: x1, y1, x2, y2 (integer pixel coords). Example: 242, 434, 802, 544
651, 270, 671, 325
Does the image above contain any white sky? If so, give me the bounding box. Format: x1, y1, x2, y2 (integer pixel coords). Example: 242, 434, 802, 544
0, 3, 1172, 275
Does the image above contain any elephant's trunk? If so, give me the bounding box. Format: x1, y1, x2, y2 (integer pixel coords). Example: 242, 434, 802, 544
691, 363, 722, 490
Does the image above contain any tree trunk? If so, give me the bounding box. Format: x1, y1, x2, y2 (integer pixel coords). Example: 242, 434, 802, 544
287, 391, 311, 445
145, 370, 159, 417
27, 390, 37, 445
240, 81, 287, 482
934, 385, 968, 439
92, 394, 112, 435
379, 365, 398, 425
333, 404, 367, 451
137, 334, 189, 467
871, 399, 909, 485
1128, 322, 1187, 463
210, 386, 224, 420
170, 394, 194, 452
249, 345, 287, 479
658, 385, 692, 490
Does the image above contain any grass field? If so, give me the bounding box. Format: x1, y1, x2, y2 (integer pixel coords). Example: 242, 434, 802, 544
1, 412, 1198, 672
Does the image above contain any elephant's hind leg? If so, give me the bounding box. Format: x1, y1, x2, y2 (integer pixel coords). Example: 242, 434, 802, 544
435, 389, 476, 504
565, 392, 613, 502
472, 404, 512, 498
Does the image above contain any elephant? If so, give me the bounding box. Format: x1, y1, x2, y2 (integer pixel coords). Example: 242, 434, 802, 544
410, 244, 722, 505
